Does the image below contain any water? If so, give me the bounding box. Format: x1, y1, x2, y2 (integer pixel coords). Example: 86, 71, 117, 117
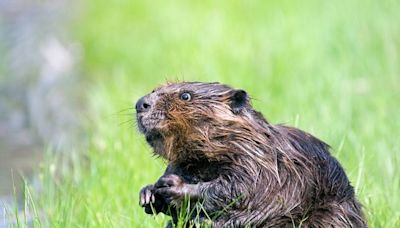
0, 0, 82, 223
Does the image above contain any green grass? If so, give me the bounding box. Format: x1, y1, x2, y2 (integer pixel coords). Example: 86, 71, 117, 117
19, 0, 400, 227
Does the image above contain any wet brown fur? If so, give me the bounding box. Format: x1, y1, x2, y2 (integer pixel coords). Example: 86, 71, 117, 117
137, 82, 367, 227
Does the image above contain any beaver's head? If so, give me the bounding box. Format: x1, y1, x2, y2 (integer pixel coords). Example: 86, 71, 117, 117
136, 82, 268, 164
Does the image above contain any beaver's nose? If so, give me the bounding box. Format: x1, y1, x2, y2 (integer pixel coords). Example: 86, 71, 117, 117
135, 96, 151, 113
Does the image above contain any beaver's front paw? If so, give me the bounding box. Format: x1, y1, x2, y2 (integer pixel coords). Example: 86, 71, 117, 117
154, 174, 187, 207
139, 184, 170, 214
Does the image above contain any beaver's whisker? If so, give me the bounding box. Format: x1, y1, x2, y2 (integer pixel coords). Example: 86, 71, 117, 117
119, 119, 134, 126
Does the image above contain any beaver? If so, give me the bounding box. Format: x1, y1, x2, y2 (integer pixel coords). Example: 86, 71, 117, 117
136, 82, 367, 227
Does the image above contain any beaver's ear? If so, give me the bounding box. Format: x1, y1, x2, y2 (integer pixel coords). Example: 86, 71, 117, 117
230, 89, 248, 114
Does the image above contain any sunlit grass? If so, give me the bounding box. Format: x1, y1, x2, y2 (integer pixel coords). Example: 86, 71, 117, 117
16, 0, 400, 227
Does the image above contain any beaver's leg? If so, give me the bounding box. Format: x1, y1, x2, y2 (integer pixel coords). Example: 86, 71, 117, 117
154, 174, 242, 223
154, 174, 305, 227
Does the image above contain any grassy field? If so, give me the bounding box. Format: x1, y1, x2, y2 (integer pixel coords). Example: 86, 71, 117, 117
21, 0, 400, 227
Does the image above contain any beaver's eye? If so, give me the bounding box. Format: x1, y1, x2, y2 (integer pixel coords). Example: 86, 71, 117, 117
180, 92, 191, 101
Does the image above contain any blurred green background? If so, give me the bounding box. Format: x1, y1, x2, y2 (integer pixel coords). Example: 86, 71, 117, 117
1, 0, 400, 227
